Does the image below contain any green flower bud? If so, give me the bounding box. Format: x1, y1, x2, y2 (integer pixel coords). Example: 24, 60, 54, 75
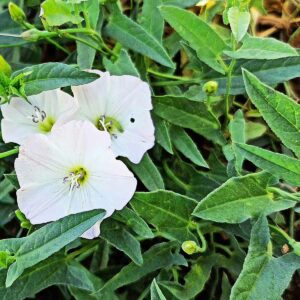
8, 2, 26, 24
203, 80, 218, 95
15, 209, 27, 222
21, 29, 42, 42
289, 239, 300, 256
181, 240, 199, 255
0, 55, 12, 76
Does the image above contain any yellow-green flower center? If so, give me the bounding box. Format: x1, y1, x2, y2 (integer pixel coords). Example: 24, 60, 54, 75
96, 115, 124, 136
63, 166, 89, 191
38, 116, 55, 133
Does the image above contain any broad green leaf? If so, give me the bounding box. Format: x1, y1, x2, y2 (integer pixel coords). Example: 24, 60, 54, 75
236, 143, 300, 186
0, 256, 113, 300
202, 56, 300, 95
230, 216, 300, 300
227, 110, 246, 174
101, 219, 143, 265
140, 0, 164, 42
245, 121, 267, 141
193, 172, 295, 223
169, 125, 208, 168
41, 0, 83, 26
228, 7, 250, 42
243, 69, 300, 157
0, 177, 15, 204
3, 209, 105, 287
126, 154, 165, 191
105, 9, 174, 68
151, 279, 167, 300
161, 255, 214, 299
131, 190, 198, 242
12, 63, 99, 96
225, 36, 298, 59
153, 115, 173, 154
103, 49, 140, 77
113, 207, 154, 239
98, 242, 187, 295
77, 0, 101, 69
0, 204, 15, 227
153, 96, 225, 145
160, 5, 228, 74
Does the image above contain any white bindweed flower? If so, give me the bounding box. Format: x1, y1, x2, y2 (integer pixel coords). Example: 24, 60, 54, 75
1, 89, 77, 145
71, 71, 155, 164
15, 120, 137, 239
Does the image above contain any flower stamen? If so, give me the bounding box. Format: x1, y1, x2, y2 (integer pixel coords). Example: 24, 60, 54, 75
63, 167, 88, 194
31, 106, 46, 123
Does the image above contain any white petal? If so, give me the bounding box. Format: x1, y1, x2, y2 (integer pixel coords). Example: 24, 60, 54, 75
112, 111, 155, 163
81, 222, 101, 239
1, 89, 77, 145
71, 72, 111, 123
105, 75, 152, 119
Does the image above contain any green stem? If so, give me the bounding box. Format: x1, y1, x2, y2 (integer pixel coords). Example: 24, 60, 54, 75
0, 148, 19, 159
100, 241, 110, 270
196, 226, 207, 253
147, 68, 192, 81
290, 209, 295, 238
267, 187, 300, 202
269, 224, 291, 241
163, 161, 189, 191
151, 79, 200, 87
67, 241, 98, 260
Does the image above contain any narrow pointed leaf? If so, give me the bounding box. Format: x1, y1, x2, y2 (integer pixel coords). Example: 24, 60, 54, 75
237, 143, 300, 186
243, 69, 300, 157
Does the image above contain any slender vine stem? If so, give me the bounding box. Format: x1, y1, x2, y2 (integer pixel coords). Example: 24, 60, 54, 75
0, 147, 19, 159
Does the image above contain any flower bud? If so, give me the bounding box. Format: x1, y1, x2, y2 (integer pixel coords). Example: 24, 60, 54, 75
202, 80, 218, 95
21, 29, 42, 42
8, 2, 26, 24
0, 55, 12, 76
181, 240, 199, 255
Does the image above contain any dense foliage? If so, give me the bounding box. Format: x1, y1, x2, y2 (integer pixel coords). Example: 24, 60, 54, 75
1, 0, 300, 299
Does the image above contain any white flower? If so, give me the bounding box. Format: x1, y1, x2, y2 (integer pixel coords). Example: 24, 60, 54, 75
1, 89, 77, 145
71, 71, 155, 164
15, 120, 137, 239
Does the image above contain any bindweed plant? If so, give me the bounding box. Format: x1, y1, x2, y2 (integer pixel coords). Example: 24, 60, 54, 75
1, 0, 300, 299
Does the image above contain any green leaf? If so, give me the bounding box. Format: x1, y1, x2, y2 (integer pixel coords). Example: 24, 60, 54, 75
98, 242, 187, 295
236, 143, 300, 186
230, 216, 300, 300
12, 63, 99, 96
161, 256, 215, 299
77, 0, 101, 69
126, 154, 165, 191
0, 256, 110, 300
113, 207, 154, 239
153, 115, 173, 154
131, 190, 198, 242
140, 0, 164, 42
225, 36, 299, 59
153, 96, 225, 145
160, 5, 228, 74
228, 7, 250, 42
245, 121, 267, 141
243, 69, 300, 157
169, 125, 208, 168
41, 0, 83, 26
202, 56, 300, 95
151, 279, 167, 300
227, 110, 246, 174
105, 9, 174, 68
164, 158, 227, 199
103, 49, 140, 77
162, 0, 199, 7
2, 209, 105, 287
101, 219, 143, 265
193, 172, 295, 223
